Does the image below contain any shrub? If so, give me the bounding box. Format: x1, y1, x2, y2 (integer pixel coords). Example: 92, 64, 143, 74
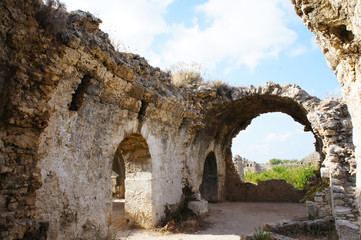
168, 62, 205, 86
209, 80, 233, 97
245, 165, 317, 189
269, 158, 298, 165
36, 0, 68, 35
161, 183, 197, 232
301, 180, 330, 202
269, 158, 282, 165
251, 227, 271, 240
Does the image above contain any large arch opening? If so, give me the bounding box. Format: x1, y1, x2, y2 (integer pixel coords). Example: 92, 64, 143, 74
111, 134, 153, 229
200, 152, 218, 202
199, 90, 325, 202
232, 112, 321, 191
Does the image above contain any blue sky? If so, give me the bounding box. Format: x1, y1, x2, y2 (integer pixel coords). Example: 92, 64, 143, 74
62, 0, 340, 163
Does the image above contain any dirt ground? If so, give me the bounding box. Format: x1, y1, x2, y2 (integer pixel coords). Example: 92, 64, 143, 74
111, 201, 307, 240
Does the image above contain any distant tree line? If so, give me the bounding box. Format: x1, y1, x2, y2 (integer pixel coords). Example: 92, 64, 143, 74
269, 158, 300, 165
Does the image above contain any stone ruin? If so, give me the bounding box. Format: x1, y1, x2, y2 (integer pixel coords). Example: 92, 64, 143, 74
233, 152, 321, 181
0, 0, 360, 239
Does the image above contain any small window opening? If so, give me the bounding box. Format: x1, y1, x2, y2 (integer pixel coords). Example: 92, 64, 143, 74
69, 75, 90, 111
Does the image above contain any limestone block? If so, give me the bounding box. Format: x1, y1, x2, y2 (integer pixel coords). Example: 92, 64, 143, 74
334, 206, 352, 216
188, 200, 208, 215
335, 220, 360, 240
320, 167, 330, 179
324, 129, 337, 136
333, 185, 345, 193
306, 201, 319, 218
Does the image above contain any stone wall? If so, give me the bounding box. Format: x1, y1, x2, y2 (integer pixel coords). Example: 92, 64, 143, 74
0, 2, 189, 238
0, 1, 359, 239
292, 1, 361, 238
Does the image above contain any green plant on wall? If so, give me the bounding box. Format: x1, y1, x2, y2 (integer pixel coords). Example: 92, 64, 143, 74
168, 62, 205, 86
301, 180, 330, 202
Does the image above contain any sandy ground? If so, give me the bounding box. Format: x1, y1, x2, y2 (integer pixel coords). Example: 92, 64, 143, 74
111, 201, 307, 240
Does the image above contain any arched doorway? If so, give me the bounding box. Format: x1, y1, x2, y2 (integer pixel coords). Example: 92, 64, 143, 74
112, 134, 153, 228
200, 152, 218, 202
112, 151, 125, 199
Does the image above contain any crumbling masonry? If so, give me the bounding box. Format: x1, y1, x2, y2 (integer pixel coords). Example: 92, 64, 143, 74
0, 0, 360, 239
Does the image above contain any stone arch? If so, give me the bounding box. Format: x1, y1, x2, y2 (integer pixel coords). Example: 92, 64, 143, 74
210, 84, 324, 156
2, 1, 359, 238
198, 83, 353, 201
114, 134, 153, 228
31, 40, 147, 238
200, 152, 218, 202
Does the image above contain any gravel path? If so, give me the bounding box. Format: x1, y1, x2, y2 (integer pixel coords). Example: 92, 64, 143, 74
111, 201, 307, 240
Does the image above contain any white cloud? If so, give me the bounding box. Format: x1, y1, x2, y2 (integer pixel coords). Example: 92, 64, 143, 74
63, 0, 298, 71
287, 45, 309, 56
153, 0, 297, 70
265, 132, 292, 141
287, 36, 320, 57
248, 144, 270, 152
63, 0, 173, 56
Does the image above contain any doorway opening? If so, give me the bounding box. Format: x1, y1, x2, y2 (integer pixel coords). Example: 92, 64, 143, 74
232, 112, 320, 191
200, 152, 218, 202
111, 134, 153, 229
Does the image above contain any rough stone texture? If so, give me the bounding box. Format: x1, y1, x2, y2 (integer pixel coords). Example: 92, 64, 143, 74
335, 219, 360, 240
264, 217, 336, 239
292, 1, 361, 238
0, 1, 359, 239
306, 200, 320, 218
226, 179, 306, 202
188, 200, 208, 215
233, 155, 245, 181
313, 188, 333, 218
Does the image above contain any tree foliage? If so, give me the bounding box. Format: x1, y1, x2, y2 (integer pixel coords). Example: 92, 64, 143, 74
269, 158, 298, 165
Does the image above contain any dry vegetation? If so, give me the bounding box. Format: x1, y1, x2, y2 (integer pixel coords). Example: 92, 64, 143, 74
36, 0, 68, 35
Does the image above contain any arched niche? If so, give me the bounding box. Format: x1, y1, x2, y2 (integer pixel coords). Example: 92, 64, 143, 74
200, 152, 219, 202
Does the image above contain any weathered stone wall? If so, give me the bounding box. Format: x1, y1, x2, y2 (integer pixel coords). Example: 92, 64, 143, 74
0, 2, 192, 238
292, 1, 361, 238
0, 1, 359, 239
0, 1, 57, 238
191, 83, 356, 212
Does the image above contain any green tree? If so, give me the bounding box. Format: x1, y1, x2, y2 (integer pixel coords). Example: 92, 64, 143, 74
269, 158, 282, 165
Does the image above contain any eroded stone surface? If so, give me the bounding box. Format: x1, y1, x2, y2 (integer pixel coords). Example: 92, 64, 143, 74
292, 1, 361, 238
0, 1, 359, 239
